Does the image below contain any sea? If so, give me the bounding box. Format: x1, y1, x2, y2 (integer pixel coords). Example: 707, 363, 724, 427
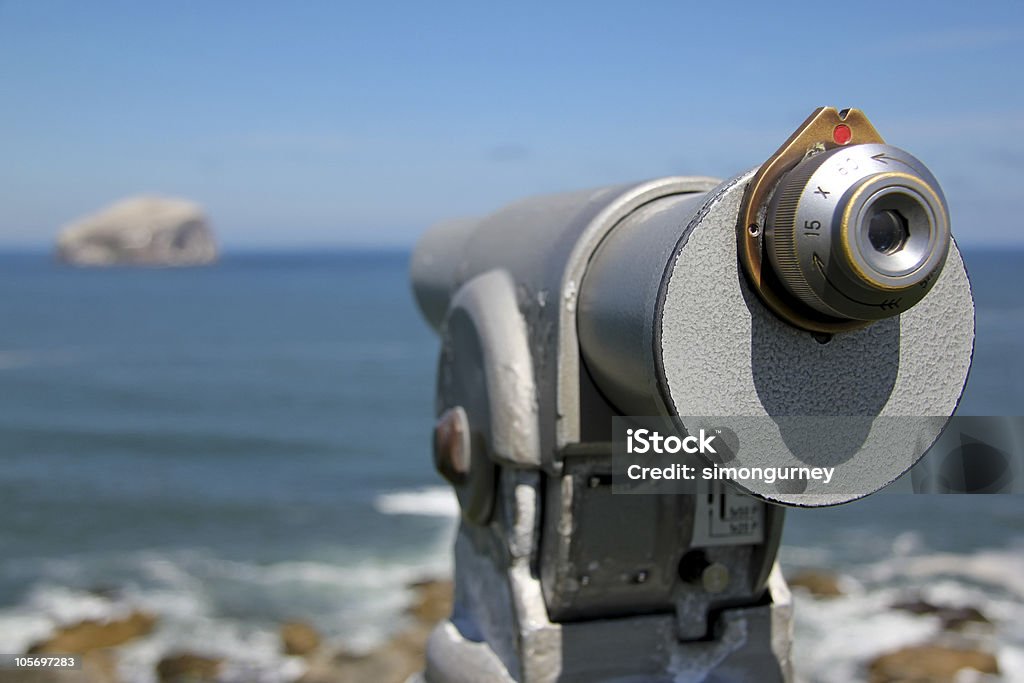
0, 249, 1020, 682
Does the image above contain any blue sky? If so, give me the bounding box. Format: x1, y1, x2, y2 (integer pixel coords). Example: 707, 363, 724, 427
1, 1, 1022, 248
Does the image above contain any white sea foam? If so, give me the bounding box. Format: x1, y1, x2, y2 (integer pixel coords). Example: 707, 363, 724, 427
25, 584, 128, 624
863, 548, 1024, 599
114, 616, 307, 683
0, 532, 455, 681
789, 545, 1024, 683
0, 611, 53, 657
374, 486, 459, 517
792, 587, 940, 683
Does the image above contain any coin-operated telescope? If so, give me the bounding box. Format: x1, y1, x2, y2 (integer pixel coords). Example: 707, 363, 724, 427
410, 108, 974, 682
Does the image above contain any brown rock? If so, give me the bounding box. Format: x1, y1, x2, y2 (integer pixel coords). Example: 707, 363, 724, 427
301, 646, 422, 683
940, 607, 991, 631
81, 650, 119, 683
156, 653, 222, 683
300, 578, 453, 683
891, 599, 991, 631
787, 570, 843, 597
29, 612, 157, 654
406, 579, 453, 624
868, 645, 999, 682
281, 620, 321, 656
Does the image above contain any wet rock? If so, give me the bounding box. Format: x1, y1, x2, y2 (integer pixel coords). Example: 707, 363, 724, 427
28, 611, 157, 654
86, 585, 121, 600
56, 196, 217, 267
281, 620, 321, 656
892, 598, 992, 631
787, 570, 843, 597
939, 607, 991, 631
868, 644, 999, 682
406, 579, 453, 624
301, 646, 422, 683
155, 653, 222, 683
80, 651, 118, 683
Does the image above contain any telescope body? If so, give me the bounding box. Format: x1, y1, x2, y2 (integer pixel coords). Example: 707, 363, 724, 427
410, 110, 975, 682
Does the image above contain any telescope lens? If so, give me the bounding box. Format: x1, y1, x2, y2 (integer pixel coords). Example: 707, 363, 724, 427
764, 143, 950, 323
855, 186, 938, 279
867, 209, 908, 255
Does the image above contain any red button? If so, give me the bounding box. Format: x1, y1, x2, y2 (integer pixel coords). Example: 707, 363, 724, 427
833, 124, 852, 145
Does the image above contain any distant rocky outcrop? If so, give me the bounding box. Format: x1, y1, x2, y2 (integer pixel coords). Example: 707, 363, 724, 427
56, 196, 217, 267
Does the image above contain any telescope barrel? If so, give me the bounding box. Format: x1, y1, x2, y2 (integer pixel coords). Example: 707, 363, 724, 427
410, 217, 479, 332
576, 192, 709, 416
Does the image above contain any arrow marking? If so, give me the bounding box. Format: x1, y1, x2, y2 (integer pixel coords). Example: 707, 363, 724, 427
871, 153, 915, 169
812, 252, 902, 310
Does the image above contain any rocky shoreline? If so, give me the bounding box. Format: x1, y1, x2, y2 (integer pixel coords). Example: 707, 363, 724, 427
787, 569, 1001, 682
0, 569, 1007, 682
298, 579, 451, 683
0, 579, 453, 683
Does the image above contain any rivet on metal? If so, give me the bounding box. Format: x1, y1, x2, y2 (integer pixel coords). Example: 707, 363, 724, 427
433, 406, 470, 484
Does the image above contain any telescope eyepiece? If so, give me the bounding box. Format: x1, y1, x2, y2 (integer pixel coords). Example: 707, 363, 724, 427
765, 143, 950, 322
867, 208, 908, 255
